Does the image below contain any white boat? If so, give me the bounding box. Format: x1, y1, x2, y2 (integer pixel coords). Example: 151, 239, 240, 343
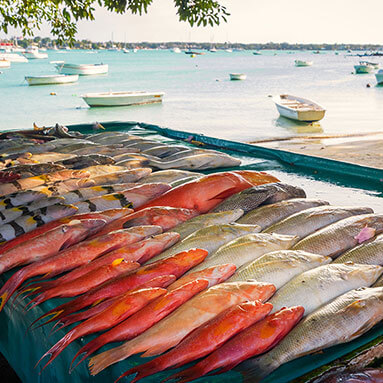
81, 91, 165, 107
209, 48, 217, 52
273, 94, 326, 122
354, 62, 375, 74
56, 63, 108, 75
230, 73, 246, 80
225, 49, 233, 53
172, 47, 181, 53
25, 74, 79, 86
360, 60, 379, 69
295, 59, 313, 67
123, 48, 130, 54
23, 46, 48, 59
0, 59, 10, 68
0, 53, 28, 63
376, 69, 383, 84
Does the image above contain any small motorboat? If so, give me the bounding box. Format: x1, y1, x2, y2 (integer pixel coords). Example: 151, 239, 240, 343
253, 51, 261, 55
375, 69, 383, 85
172, 47, 181, 53
0, 53, 28, 63
0, 59, 10, 68
56, 63, 108, 75
25, 74, 79, 86
229, 73, 246, 81
360, 60, 379, 69
81, 91, 165, 107
23, 46, 48, 59
273, 94, 326, 122
354, 62, 375, 74
295, 59, 313, 67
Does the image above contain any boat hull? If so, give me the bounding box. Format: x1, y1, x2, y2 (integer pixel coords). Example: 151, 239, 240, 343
230, 73, 246, 80
82, 92, 164, 107
0, 54, 28, 63
24, 52, 48, 59
0, 60, 10, 68
295, 60, 313, 67
376, 72, 383, 85
56, 64, 108, 75
354, 65, 374, 74
25, 74, 79, 86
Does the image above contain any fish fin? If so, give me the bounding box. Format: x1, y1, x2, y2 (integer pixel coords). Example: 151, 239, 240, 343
209, 187, 237, 201
162, 367, 201, 383
0, 268, 30, 312
235, 356, 277, 383
28, 309, 64, 331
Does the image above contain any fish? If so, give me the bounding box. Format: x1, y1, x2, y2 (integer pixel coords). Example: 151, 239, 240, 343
89, 168, 152, 186
169, 175, 202, 188
268, 263, 382, 315
114, 159, 151, 169
211, 183, 306, 213
71, 146, 139, 156
88, 281, 276, 375
229, 250, 331, 288
142, 145, 191, 158
1, 163, 66, 178
334, 233, 383, 265
118, 301, 273, 383
137, 169, 203, 185
170, 306, 304, 383
37, 286, 167, 371
94, 207, 199, 237
145, 223, 262, 265
137, 170, 280, 213
190, 232, 298, 273
293, 214, 383, 258
314, 368, 383, 383
239, 287, 383, 383
88, 132, 133, 144
25, 259, 141, 310
0, 225, 161, 312
32, 178, 96, 196
61, 183, 136, 204
71, 278, 210, 369
78, 165, 128, 177
171, 209, 244, 240
148, 153, 242, 170
58, 154, 115, 169
0, 208, 133, 255
0, 203, 78, 243
0, 190, 47, 210
0, 219, 105, 275
0, 169, 90, 196
39, 248, 209, 322
22, 152, 77, 163
124, 141, 169, 151
74, 183, 171, 213
25, 232, 180, 295
237, 198, 329, 230
264, 206, 373, 240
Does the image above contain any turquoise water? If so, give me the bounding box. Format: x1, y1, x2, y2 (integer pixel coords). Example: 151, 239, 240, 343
1, 49, 383, 141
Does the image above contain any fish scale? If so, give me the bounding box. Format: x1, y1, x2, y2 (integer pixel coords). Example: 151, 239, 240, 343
239, 287, 383, 383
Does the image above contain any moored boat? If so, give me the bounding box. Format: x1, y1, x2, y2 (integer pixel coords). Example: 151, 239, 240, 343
376, 69, 383, 85
0, 59, 10, 68
25, 74, 79, 86
360, 60, 379, 69
273, 94, 326, 122
0, 53, 28, 63
23, 46, 48, 59
172, 47, 181, 53
229, 73, 246, 80
56, 63, 109, 75
354, 62, 375, 74
81, 91, 165, 107
295, 59, 313, 67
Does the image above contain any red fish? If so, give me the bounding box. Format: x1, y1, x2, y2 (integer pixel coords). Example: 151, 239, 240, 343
91, 207, 199, 237
118, 300, 273, 383
70, 278, 209, 370
0, 219, 105, 275
37, 287, 167, 371
30, 275, 176, 332
0, 226, 161, 312
36, 248, 208, 323
168, 306, 304, 383
0, 208, 133, 255
23, 232, 180, 296
137, 171, 280, 213
25, 259, 141, 310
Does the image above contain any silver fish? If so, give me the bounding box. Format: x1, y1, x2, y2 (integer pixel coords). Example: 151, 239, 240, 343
172, 209, 244, 240
145, 223, 262, 265
268, 263, 382, 315
89, 168, 152, 186
137, 170, 203, 185
229, 250, 331, 288
293, 214, 383, 258
169, 175, 202, 188
0, 190, 47, 210
142, 145, 190, 158
211, 183, 306, 213
237, 198, 329, 230
2, 163, 66, 178
191, 232, 298, 273
265, 206, 373, 240
239, 287, 383, 383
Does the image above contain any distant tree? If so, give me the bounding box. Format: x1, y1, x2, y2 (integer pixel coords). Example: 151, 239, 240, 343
0, 0, 229, 43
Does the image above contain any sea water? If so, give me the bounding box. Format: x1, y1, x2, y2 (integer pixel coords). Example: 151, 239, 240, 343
1, 49, 382, 141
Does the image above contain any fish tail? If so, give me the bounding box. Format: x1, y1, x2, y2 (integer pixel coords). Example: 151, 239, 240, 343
162, 366, 202, 383
0, 268, 31, 312
24, 291, 51, 311
237, 357, 278, 383
70, 336, 104, 373
141, 343, 172, 358
115, 359, 161, 383
35, 331, 75, 371
12, 286, 41, 306
28, 309, 64, 331
88, 343, 136, 376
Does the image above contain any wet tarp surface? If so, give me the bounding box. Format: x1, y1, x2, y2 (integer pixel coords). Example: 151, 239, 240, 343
1, 121, 383, 383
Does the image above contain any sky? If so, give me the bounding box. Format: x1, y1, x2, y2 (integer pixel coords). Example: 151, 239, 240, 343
2, 0, 383, 44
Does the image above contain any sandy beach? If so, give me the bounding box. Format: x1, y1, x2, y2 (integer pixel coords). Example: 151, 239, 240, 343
253, 134, 383, 169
